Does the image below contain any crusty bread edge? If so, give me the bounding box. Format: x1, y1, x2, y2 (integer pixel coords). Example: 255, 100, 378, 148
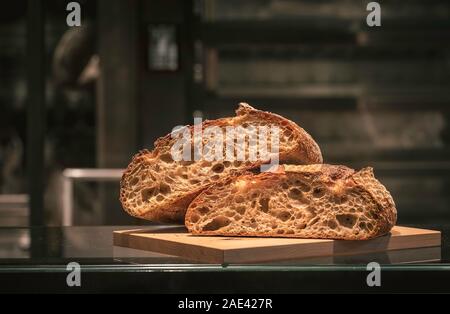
236, 103, 323, 165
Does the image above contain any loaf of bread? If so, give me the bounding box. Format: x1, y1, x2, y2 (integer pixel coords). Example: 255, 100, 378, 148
185, 164, 397, 240
120, 103, 323, 223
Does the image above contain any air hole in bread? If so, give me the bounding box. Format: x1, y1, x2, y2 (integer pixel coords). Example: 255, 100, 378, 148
281, 182, 289, 189
235, 195, 245, 203
236, 206, 246, 215
328, 220, 338, 229
190, 179, 200, 184
223, 161, 231, 168
156, 195, 164, 202
359, 221, 367, 230
212, 163, 224, 173
198, 206, 210, 215
300, 184, 311, 193
336, 214, 357, 228
336, 195, 348, 204
130, 177, 139, 186
159, 183, 171, 194
259, 197, 270, 212
141, 187, 156, 202
190, 213, 200, 223
369, 210, 379, 220
160, 153, 173, 163
288, 188, 303, 200
277, 210, 291, 222
312, 187, 325, 198
203, 216, 230, 231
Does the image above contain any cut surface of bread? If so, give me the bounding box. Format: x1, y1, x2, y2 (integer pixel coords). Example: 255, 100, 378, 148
120, 103, 323, 223
185, 164, 397, 240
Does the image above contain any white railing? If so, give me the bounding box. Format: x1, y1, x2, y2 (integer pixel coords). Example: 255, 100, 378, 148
62, 168, 124, 226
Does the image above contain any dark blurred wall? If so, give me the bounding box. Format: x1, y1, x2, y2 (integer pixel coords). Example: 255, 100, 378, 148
97, 0, 138, 167
139, 0, 194, 148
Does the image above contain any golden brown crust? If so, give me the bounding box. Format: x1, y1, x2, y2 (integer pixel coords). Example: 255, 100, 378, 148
185, 164, 397, 240
235, 104, 323, 165
120, 103, 323, 223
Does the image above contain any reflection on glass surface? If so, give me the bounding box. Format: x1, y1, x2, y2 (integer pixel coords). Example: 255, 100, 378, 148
0, 224, 447, 271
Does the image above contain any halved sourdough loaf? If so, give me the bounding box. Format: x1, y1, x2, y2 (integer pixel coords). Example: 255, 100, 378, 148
185, 164, 397, 240
120, 103, 322, 223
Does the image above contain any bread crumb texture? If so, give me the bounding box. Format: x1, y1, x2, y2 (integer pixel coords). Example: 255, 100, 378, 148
185, 164, 397, 240
120, 103, 323, 223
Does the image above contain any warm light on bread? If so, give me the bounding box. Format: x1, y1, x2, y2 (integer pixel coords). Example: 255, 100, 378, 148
120, 103, 323, 223
185, 164, 397, 240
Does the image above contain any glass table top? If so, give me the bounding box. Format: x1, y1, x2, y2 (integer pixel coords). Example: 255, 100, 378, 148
0, 223, 448, 271
0, 224, 449, 293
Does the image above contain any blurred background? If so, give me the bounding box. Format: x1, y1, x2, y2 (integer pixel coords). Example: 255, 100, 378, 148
1, 0, 450, 228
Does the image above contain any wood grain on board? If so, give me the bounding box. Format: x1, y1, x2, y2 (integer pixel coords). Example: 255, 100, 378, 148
113, 226, 441, 263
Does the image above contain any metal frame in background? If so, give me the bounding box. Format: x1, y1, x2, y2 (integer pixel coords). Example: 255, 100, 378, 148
62, 168, 123, 226
26, 0, 45, 227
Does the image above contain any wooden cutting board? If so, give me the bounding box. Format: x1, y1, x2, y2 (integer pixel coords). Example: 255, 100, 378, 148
113, 226, 441, 263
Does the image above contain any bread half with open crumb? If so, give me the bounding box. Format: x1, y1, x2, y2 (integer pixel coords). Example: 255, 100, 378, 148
120, 103, 323, 223
185, 164, 397, 240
